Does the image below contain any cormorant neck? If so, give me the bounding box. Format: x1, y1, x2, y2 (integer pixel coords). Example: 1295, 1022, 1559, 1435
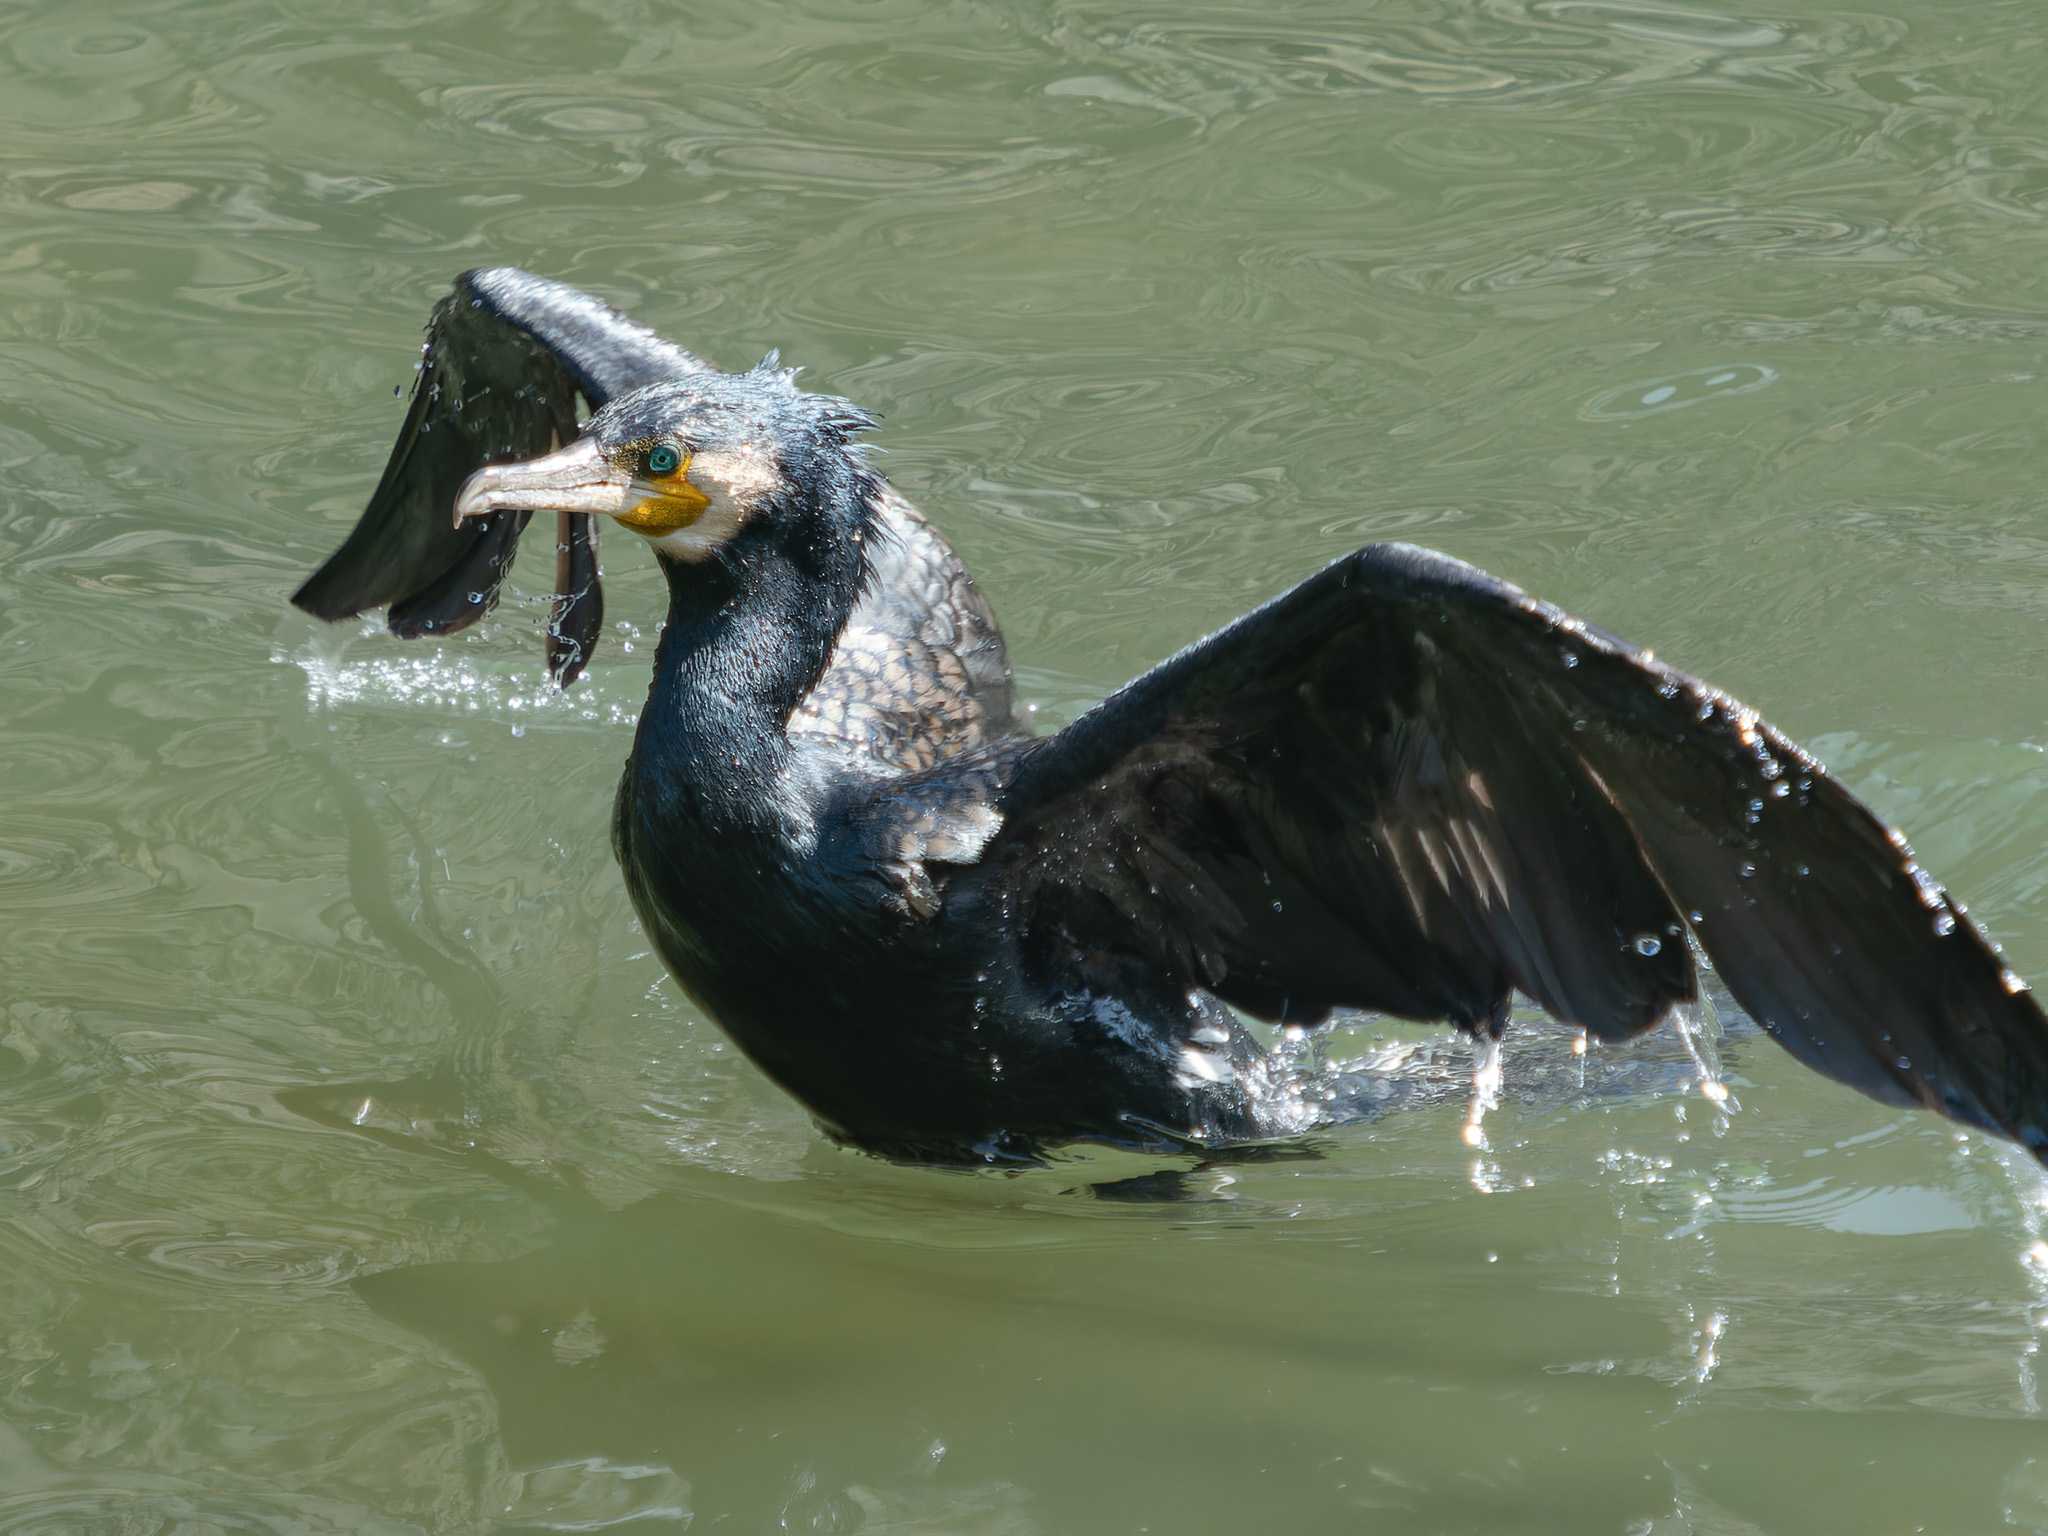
632, 508, 869, 840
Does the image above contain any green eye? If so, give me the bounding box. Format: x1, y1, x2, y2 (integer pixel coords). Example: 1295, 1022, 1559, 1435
646, 444, 681, 475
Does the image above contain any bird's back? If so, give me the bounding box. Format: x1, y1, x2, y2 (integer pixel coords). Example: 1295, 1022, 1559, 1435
788, 486, 1017, 775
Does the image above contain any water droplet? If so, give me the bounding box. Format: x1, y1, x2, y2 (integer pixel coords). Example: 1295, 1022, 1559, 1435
1271, 900, 1284, 914
1895, 1055, 1913, 1072
1771, 781, 1791, 798
1657, 681, 1680, 699
1738, 862, 1757, 879
1559, 648, 1581, 669
1933, 912, 1956, 937
467, 590, 484, 604
510, 723, 525, 738
1633, 934, 1662, 957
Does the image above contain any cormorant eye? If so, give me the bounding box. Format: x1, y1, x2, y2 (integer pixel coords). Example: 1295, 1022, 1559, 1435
646, 444, 682, 475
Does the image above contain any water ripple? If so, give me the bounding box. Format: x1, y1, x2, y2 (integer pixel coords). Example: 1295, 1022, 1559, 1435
1581, 362, 1780, 420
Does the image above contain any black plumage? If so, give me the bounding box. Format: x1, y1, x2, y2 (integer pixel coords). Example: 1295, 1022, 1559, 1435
294, 268, 2048, 1167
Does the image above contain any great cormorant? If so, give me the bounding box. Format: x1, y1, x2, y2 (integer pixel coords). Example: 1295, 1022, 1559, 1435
293, 268, 2048, 1167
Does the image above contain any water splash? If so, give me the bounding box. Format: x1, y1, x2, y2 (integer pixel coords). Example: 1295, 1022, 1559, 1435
274, 622, 640, 732
1461, 1032, 1505, 1151
1993, 1145, 2048, 1413
1670, 997, 1738, 1113
1693, 1308, 1728, 1384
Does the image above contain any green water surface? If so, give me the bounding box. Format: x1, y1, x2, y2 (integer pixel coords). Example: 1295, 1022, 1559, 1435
5, 1, 2048, 1530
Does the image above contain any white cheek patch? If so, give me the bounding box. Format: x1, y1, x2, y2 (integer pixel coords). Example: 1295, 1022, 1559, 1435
645, 444, 779, 562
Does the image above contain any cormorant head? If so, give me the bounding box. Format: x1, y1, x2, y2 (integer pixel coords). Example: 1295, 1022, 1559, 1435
452, 365, 877, 566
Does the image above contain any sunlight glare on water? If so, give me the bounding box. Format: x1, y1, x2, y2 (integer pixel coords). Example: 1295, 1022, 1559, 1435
3, 0, 2048, 1530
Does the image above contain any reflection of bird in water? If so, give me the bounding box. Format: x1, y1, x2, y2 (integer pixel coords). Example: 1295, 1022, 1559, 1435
294, 268, 2048, 1167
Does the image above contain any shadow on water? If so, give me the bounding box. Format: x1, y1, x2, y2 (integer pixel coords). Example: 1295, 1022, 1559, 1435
351, 1171, 1536, 1532
347, 1141, 2048, 1535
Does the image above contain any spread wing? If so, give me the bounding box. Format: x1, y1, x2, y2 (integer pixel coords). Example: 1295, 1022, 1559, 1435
291, 268, 708, 683
975, 542, 2048, 1161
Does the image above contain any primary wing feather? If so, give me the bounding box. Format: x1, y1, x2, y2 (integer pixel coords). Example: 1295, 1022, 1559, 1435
291, 268, 707, 682
981, 542, 2048, 1157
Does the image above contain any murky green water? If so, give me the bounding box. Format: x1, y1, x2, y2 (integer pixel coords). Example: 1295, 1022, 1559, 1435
6, 0, 2048, 1529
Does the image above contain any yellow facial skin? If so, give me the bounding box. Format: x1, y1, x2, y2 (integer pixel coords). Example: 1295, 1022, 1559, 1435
614, 451, 712, 537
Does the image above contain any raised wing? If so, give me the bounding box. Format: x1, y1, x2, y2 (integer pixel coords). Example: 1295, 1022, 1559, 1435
979, 542, 2048, 1161
291, 268, 708, 683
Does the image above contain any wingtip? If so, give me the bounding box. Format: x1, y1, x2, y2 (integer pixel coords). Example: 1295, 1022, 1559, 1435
290, 560, 366, 623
